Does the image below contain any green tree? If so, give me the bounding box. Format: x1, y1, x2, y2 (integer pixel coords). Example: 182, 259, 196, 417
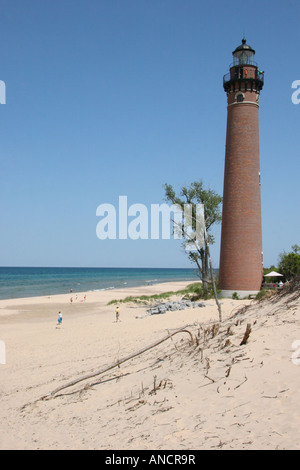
291, 244, 300, 254
278, 245, 300, 280
164, 181, 222, 292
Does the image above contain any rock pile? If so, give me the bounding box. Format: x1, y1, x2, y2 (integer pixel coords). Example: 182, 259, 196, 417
146, 299, 206, 315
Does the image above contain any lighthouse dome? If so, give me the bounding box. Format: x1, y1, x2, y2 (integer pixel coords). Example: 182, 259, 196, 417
232, 38, 255, 65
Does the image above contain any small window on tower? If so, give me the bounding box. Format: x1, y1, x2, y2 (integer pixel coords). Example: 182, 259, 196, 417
237, 93, 244, 102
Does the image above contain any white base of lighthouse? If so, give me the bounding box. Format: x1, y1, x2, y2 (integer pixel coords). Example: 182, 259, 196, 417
220, 289, 259, 299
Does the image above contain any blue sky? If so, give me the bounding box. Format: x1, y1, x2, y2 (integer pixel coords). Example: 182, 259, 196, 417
0, 0, 299, 268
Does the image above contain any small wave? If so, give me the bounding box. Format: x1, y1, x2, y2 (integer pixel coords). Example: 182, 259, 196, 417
90, 286, 115, 292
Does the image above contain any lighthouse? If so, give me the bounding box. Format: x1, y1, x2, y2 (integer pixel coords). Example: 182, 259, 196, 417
219, 38, 264, 298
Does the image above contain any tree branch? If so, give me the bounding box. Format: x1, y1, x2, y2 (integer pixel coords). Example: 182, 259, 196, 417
40, 327, 194, 400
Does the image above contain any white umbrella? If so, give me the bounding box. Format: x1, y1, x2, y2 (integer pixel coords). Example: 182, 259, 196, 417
264, 271, 283, 277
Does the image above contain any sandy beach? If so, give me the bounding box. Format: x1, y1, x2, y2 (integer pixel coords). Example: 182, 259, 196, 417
0, 280, 299, 450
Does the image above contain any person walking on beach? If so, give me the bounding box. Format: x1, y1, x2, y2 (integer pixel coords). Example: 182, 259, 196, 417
115, 306, 120, 322
57, 311, 63, 327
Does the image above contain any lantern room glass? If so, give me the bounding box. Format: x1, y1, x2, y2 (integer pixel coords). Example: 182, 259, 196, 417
233, 49, 255, 66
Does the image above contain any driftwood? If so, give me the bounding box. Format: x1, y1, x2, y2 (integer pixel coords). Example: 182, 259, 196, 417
41, 326, 194, 400
240, 323, 252, 345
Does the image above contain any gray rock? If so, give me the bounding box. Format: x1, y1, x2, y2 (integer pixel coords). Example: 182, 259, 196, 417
146, 299, 207, 315
158, 305, 167, 314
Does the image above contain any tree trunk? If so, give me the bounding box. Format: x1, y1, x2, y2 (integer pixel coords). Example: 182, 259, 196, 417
200, 248, 208, 292
203, 228, 222, 323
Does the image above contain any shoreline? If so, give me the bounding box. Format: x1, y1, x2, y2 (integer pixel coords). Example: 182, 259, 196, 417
0, 280, 195, 302
0, 280, 200, 320
0, 266, 200, 302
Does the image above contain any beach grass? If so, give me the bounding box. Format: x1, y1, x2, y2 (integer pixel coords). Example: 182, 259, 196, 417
107, 282, 213, 305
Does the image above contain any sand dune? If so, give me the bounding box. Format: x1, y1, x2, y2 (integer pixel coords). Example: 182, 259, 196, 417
0, 281, 299, 450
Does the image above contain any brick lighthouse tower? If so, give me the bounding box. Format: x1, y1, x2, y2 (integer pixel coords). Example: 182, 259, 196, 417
219, 38, 264, 298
